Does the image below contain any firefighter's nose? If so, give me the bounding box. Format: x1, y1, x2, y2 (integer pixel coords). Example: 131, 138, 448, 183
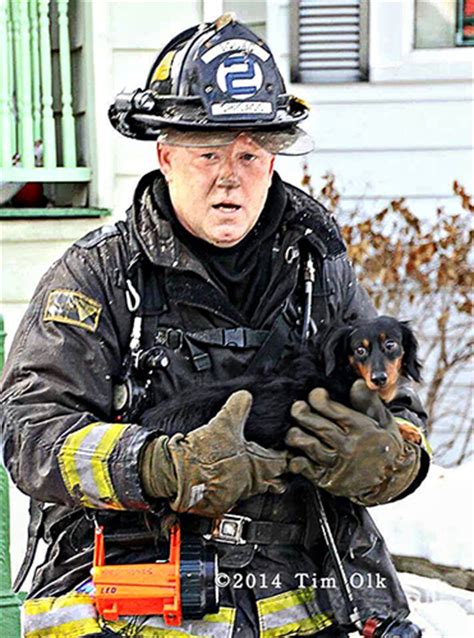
217, 158, 240, 188
371, 371, 388, 387
217, 173, 239, 188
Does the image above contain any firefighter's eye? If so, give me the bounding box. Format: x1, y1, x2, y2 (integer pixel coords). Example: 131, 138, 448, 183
355, 346, 367, 357
385, 340, 398, 351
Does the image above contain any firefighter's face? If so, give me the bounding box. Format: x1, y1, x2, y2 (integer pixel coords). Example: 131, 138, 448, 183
157, 134, 275, 248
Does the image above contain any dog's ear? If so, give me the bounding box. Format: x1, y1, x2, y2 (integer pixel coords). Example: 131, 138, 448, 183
400, 321, 422, 382
323, 326, 352, 376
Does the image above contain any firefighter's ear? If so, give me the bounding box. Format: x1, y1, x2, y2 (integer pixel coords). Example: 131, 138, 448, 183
400, 321, 422, 382
323, 326, 352, 376
157, 143, 174, 180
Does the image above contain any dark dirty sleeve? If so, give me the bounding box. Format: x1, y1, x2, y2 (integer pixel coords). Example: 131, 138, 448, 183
387, 381, 431, 500
335, 253, 378, 324
0, 242, 153, 510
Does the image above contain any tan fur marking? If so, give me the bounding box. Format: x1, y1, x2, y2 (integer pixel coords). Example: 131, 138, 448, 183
355, 361, 375, 389
378, 383, 398, 402
385, 357, 402, 390
398, 422, 422, 444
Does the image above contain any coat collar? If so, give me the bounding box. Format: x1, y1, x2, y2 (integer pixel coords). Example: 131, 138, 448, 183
129, 170, 211, 281
128, 170, 346, 274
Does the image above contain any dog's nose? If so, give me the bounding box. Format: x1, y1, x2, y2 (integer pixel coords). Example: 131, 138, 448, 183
371, 372, 388, 387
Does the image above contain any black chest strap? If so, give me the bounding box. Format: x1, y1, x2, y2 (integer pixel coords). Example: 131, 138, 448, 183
245, 313, 294, 374
187, 327, 269, 349
190, 311, 293, 374
154, 311, 294, 374
186, 327, 271, 372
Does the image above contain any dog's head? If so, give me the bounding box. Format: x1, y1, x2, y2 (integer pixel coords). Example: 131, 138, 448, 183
323, 316, 422, 401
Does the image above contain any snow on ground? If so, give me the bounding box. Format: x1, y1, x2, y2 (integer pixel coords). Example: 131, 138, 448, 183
400, 572, 474, 638
368, 463, 474, 636
371, 463, 474, 569
346, 573, 473, 638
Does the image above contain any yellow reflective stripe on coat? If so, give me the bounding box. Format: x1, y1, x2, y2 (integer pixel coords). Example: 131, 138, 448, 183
58, 422, 129, 509
128, 606, 236, 637
257, 586, 332, 637
24, 588, 331, 638
23, 594, 100, 638
24, 594, 236, 638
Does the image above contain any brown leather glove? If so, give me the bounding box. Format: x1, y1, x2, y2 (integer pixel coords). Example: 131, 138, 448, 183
140, 390, 290, 517
285, 380, 421, 506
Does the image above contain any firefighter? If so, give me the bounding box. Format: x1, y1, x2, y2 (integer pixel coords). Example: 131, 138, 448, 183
0, 14, 429, 638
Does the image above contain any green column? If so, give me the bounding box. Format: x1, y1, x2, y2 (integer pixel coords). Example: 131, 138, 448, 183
15, 0, 35, 167
0, 316, 22, 637
29, 0, 42, 145
38, 0, 57, 168
57, 0, 77, 167
0, 0, 13, 166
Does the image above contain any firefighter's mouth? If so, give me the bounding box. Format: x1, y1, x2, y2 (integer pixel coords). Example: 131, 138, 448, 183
212, 203, 242, 213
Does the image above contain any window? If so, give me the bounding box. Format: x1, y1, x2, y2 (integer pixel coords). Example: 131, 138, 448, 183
457, 0, 474, 44
0, 0, 108, 217
290, 0, 369, 83
414, 0, 474, 48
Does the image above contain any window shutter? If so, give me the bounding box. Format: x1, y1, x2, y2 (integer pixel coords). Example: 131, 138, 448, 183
291, 0, 369, 83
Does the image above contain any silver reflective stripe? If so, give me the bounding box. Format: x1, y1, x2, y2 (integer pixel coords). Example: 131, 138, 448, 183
24, 596, 235, 638
142, 607, 236, 638
58, 421, 127, 509
23, 599, 98, 634
258, 586, 332, 636
73, 423, 113, 507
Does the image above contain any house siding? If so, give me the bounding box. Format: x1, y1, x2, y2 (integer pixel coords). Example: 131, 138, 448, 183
270, 0, 472, 216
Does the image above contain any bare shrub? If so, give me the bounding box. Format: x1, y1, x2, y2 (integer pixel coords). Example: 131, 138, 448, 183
302, 164, 473, 466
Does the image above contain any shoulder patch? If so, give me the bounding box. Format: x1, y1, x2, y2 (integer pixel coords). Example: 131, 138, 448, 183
74, 224, 120, 249
44, 290, 102, 333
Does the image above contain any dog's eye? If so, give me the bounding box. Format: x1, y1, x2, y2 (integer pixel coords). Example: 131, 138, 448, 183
355, 346, 367, 357
385, 340, 398, 351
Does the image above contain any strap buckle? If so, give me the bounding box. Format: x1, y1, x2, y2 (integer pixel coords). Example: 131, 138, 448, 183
223, 327, 245, 347
206, 514, 251, 545
155, 328, 183, 350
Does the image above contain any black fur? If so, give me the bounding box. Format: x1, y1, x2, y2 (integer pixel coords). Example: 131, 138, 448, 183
400, 321, 422, 382
140, 317, 421, 449
322, 326, 353, 377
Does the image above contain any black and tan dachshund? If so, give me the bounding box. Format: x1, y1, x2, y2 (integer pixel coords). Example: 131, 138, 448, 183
141, 316, 422, 449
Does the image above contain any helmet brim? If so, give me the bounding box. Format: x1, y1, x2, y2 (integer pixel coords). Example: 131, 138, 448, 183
156, 126, 314, 156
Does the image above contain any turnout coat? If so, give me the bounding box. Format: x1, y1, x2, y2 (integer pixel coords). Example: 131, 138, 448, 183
0, 172, 429, 637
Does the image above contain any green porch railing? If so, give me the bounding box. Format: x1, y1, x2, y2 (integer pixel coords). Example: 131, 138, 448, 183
0, 0, 91, 183
0, 316, 22, 637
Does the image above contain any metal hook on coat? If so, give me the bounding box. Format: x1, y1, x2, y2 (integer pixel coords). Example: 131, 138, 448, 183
125, 279, 142, 353
301, 253, 316, 344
